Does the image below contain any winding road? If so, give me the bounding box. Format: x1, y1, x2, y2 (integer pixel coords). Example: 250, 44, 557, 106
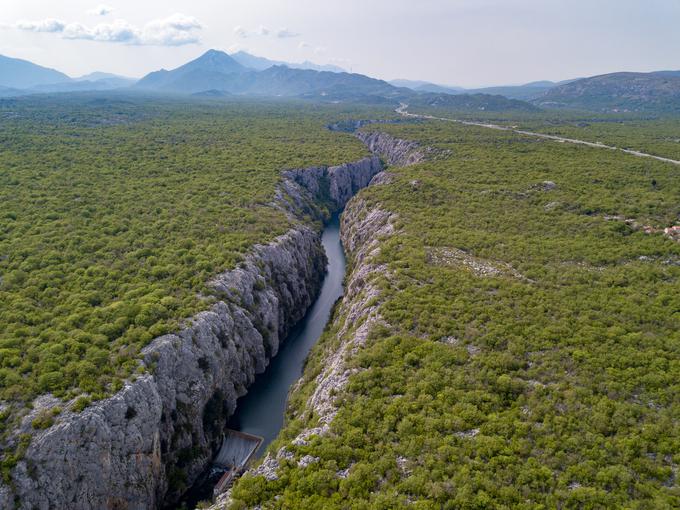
396, 104, 680, 166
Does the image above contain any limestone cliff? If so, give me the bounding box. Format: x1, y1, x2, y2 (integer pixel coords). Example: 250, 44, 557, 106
0, 155, 383, 510
282, 156, 382, 209
356, 131, 427, 167
210, 129, 428, 509
210, 193, 398, 510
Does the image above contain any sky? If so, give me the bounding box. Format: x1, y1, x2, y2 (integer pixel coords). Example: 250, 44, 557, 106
1, 0, 679, 88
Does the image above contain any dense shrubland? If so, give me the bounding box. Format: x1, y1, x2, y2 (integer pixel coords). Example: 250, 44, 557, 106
410, 101, 680, 162
230, 119, 680, 508
0, 95, 378, 409
523, 118, 680, 162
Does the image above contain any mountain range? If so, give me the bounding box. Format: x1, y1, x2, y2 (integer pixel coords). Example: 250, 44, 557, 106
0, 54, 136, 95
132, 50, 537, 111
3, 50, 680, 114
134, 50, 405, 101
0, 50, 346, 97
391, 79, 582, 101
0, 54, 71, 89
230, 51, 345, 73
395, 71, 680, 112
389, 79, 465, 95
534, 71, 680, 112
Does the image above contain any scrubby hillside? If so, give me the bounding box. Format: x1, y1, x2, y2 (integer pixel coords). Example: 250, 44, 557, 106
0, 96, 381, 486
411, 92, 541, 112
535, 72, 680, 113
226, 117, 680, 509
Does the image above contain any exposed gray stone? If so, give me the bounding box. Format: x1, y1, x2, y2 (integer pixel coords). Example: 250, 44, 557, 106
209, 131, 420, 510
356, 131, 426, 167
283, 156, 383, 210
1, 154, 383, 510
3, 225, 325, 510
297, 455, 319, 468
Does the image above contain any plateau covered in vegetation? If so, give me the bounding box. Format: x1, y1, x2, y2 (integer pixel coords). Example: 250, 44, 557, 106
0, 95, 380, 412
228, 115, 680, 509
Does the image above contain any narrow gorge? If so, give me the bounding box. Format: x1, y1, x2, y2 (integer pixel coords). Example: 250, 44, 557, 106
210, 129, 427, 510
0, 126, 422, 510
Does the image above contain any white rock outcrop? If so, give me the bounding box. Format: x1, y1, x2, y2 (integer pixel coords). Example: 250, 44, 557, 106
282, 156, 383, 208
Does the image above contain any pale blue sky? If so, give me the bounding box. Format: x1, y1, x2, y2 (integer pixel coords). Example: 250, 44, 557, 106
1, 0, 679, 87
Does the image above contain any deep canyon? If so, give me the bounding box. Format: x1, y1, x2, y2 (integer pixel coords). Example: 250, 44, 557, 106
0, 127, 416, 510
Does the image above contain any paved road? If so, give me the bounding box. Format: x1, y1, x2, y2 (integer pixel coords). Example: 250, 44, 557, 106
396, 104, 680, 166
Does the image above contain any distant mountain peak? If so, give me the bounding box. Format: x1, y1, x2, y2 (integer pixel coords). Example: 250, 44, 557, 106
230, 51, 346, 73
203, 49, 226, 57
197, 49, 232, 61
0, 54, 71, 89
75, 72, 136, 85
135, 49, 247, 92
187, 49, 245, 73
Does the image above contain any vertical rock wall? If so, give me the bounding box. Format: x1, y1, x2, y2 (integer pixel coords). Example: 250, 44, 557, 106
0, 154, 384, 510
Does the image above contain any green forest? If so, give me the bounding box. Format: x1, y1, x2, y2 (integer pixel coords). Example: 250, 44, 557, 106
409, 103, 680, 163
0, 95, 375, 411
524, 118, 680, 162
1, 93, 679, 507
229, 117, 680, 508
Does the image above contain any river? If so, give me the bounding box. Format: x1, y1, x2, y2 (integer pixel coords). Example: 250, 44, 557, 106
226, 213, 345, 451
180, 213, 346, 508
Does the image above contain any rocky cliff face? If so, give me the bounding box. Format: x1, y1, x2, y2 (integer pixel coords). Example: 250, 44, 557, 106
356, 131, 427, 167
0, 156, 383, 510
2, 227, 325, 510
282, 156, 383, 210
211, 192, 398, 510
282, 133, 429, 209
210, 129, 428, 510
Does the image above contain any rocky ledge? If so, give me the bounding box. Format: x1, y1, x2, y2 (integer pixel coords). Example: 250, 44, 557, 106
0, 155, 384, 510
356, 131, 426, 167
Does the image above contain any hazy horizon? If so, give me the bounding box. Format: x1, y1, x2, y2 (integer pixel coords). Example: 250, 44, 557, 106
2, 0, 679, 88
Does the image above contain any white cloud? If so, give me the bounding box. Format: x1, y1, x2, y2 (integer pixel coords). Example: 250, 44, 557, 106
276, 28, 299, 38
16, 18, 65, 33
62, 20, 137, 43
313, 46, 328, 55
234, 25, 300, 39
141, 13, 201, 45
88, 5, 113, 16
298, 41, 310, 49
14, 14, 202, 46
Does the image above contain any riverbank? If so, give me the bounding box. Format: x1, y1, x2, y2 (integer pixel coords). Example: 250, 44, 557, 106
180, 214, 346, 508
0, 153, 383, 510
